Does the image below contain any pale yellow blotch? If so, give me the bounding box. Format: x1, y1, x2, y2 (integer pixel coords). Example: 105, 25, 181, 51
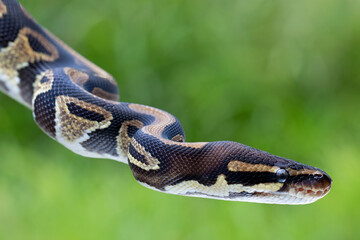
64, 67, 89, 86
0, 27, 58, 78
0, 27, 59, 95
127, 138, 160, 171
286, 168, 323, 177
228, 160, 279, 173
117, 120, 144, 157
244, 183, 283, 193
0, 0, 7, 18
32, 70, 54, 101
164, 173, 284, 198
228, 184, 245, 193
92, 87, 118, 101
229, 182, 283, 194
128, 152, 160, 171
171, 134, 184, 142
165, 174, 230, 197
55, 96, 113, 142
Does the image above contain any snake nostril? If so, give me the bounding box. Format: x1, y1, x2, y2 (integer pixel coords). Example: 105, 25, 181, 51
313, 172, 332, 190
313, 174, 322, 180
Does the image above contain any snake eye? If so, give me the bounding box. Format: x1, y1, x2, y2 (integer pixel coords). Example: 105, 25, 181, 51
276, 169, 289, 183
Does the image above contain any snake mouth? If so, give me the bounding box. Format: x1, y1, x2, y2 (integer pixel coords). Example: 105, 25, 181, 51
235, 174, 332, 205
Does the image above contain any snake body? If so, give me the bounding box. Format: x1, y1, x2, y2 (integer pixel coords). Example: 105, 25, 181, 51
0, 0, 332, 204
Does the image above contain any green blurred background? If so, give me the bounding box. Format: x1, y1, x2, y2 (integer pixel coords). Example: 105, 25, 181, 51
1, 0, 359, 239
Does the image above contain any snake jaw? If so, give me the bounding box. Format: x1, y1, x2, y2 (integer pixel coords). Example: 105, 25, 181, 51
231, 172, 332, 205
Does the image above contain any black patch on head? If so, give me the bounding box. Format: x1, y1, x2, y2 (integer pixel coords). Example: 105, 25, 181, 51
27, 34, 52, 56
225, 171, 278, 186
287, 175, 314, 186
66, 102, 105, 122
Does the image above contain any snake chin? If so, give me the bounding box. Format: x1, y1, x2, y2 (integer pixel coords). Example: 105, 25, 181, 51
232, 185, 332, 205
277, 186, 332, 205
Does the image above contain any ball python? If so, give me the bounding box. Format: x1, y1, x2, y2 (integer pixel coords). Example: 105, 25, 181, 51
0, 0, 332, 204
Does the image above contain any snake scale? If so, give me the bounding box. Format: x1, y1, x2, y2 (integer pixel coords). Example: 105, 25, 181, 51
0, 0, 332, 204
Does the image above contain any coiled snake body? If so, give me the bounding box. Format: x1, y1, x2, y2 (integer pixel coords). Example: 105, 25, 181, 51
0, 0, 332, 204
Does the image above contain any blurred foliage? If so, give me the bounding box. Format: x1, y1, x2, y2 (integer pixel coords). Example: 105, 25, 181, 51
0, 0, 359, 239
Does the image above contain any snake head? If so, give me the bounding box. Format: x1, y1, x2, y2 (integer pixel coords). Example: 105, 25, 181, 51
270, 164, 332, 204
223, 144, 333, 204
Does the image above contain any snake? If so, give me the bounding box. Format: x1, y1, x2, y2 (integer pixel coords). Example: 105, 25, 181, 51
0, 0, 332, 204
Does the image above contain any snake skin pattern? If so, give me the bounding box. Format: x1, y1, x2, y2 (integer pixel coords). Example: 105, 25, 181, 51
0, 0, 332, 204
